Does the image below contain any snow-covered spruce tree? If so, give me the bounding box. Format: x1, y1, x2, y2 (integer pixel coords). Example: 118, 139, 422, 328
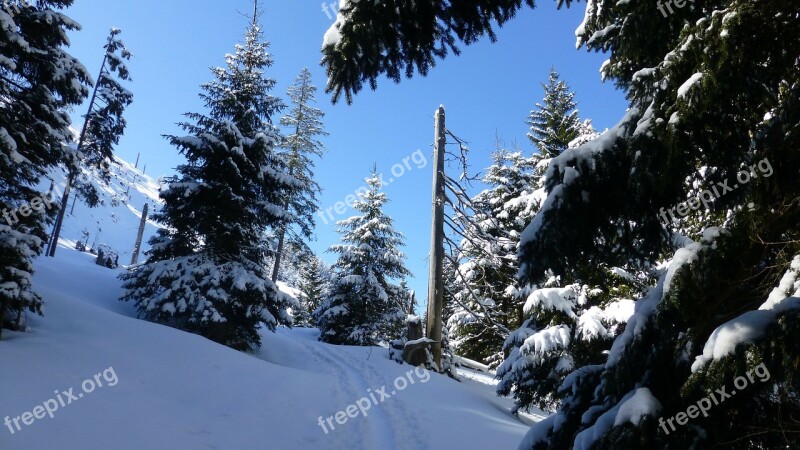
493, 127, 646, 413
289, 280, 312, 328
568, 119, 600, 149
0, 0, 90, 337
269, 238, 312, 289
447, 147, 538, 368
294, 254, 330, 327
496, 267, 648, 413
526, 68, 582, 158
314, 171, 411, 345
271, 67, 327, 281
513, 1, 800, 448
398, 279, 414, 314
120, 13, 298, 351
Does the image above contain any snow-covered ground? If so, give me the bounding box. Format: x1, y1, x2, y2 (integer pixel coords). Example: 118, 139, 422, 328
43, 153, 163, 264
0, 249, 546, 449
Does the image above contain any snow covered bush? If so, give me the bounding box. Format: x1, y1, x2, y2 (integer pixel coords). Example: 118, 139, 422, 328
95, 245, 119, 269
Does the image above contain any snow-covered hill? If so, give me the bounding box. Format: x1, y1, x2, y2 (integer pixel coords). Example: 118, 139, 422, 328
0, 249, 546, 449
44, 153, 163, 264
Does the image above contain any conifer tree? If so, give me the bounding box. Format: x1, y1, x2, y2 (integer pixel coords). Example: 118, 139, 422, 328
448, 71, 598, 369
0, 0, 90, 338
272, 68, 327, 281
297, 255, 330, 326
270, 238, 313, 288
447, 147, 539, 367
398, 279, 414, 314
314, 170, 411, 345
47, 28, 133, 257
568, 119, 600, 149
120, 10, 298, 351
516, 1, 800, 448
526, 68, 581, 158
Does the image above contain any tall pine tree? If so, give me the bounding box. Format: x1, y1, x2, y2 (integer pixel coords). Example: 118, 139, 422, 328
271, 67, 327, 281
449, 72, 596, 370
120, 10, 298, 351
314, 170, 411, 345
0, 0, 90, 337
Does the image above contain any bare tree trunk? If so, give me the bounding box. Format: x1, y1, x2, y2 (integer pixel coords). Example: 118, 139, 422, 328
426, 106, 446, 369
271, 228, 286, 282
47, 174, 72, 257
0, 299, 7, 340
130, 203, 148, 265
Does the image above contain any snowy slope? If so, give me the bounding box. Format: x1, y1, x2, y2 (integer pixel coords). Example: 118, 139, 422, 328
0, 249, 542, 449
44, 153, 163, 264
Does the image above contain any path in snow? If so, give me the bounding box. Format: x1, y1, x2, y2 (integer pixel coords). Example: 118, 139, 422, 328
1, 249, 541, 450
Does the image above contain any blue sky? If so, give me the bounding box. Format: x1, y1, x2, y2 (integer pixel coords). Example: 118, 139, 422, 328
63, 0, 628, 312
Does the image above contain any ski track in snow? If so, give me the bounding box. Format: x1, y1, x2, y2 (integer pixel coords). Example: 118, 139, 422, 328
333, 348, 428, 450
299, 337, 425, 450
299, 337, 388, 449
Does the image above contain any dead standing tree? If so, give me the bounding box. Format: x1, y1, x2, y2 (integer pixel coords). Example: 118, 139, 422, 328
425, 106, 511, 371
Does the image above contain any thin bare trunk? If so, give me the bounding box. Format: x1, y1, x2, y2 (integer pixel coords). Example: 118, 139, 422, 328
271, 228, 286, 282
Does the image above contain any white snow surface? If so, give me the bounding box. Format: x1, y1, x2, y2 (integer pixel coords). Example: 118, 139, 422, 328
0, 249, 539, 449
